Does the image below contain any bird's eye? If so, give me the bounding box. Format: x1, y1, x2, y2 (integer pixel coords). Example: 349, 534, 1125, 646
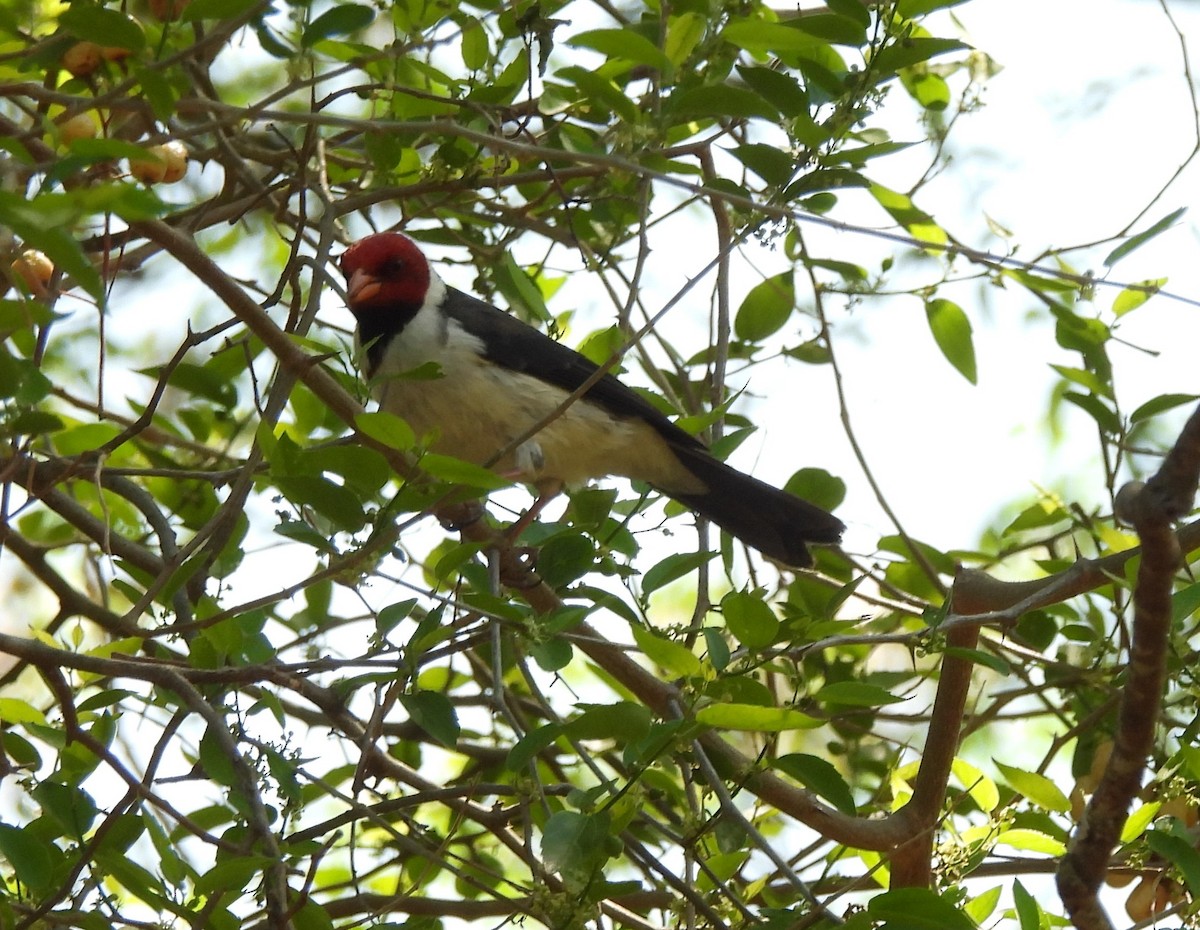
383, 257, 406, 276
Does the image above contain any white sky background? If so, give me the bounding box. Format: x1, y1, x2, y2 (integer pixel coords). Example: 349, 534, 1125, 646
764, 0, 1200, 559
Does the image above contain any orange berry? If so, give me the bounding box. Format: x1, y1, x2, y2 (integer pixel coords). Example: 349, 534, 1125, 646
10, 250, 54, 296
62, 41, 103, 77
128, 147, 167, 184
159, 140, 189, 182
59, 112, 98, 144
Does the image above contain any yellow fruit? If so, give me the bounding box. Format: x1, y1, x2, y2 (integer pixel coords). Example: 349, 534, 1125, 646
59, 112, 98, 144
128, 147, 168, 184
1125, 876, 1175, 921
159, 140, 189, 183
129, 141, 189, 184
62, 41, 103, 78
10, 250, 54, 296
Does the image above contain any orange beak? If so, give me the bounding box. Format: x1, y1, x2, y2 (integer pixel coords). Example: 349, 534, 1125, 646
346, 268, 383, 307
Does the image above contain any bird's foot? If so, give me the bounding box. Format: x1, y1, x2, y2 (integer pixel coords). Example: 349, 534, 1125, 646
437, 499, 486, 531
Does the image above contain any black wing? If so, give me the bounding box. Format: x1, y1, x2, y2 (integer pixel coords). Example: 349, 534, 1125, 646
442, 287, 706, 452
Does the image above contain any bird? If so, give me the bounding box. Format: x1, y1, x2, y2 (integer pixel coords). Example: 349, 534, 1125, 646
339, 232, 844, 567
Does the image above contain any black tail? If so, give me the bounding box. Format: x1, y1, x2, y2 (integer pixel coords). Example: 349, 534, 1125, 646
664, 444, 844, 568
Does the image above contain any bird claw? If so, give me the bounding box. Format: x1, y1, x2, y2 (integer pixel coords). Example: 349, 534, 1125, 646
498, 545, 541, 589
437, 499, 486, 531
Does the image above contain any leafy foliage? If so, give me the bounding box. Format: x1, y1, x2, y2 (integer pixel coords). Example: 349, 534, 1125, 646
0, 0, 1197, 928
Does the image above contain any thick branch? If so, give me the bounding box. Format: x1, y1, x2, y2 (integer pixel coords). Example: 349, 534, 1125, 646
1057, 403, 1200, 929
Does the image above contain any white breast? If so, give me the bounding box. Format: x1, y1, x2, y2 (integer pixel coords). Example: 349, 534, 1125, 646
369, 293, 703, 494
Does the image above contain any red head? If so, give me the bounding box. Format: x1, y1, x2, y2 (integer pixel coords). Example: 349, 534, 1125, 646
339, 233, 432, 317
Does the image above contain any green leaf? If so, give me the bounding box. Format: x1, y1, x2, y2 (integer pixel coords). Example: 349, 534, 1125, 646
827, 0, 871, 26
1104, 208, 1185, 266
1112, 277, 1166, 315
291, 901, 337, 930
904, 71, 950, 110
461, 20, 490, 70
925, 298, 976, 383
871, 37, 967, 76
1131, 393, 1199, 424
0, 823, 57, 893
951, 758, 999, 812
814, 681, 904, 707
721, 590, 779, 649
557, 67, 640, 123
1012, 879, 1040, 930
536, 534, 596, 587
137, 65, 180, 122
736, 66, 811, 119
994, 828, 1066, 855
0, 697, 47, 725
1173, 582, 1200, 624
1147, 828, 1200, 898
565, 702, 652, 741
695, 703, 822, 732
193, 856, 277, 895
7, 409, 64, 437
494, 252, 552, 322
507, 724, 563, 771
735, 273, 795, 341
60, 4, 145, 50
731, 144, 796, 187
1121, 800, 1161, 842
529, 636, 572, 673
867, 887, 978, 930
784, 467, 846, 511
540, 810, 611, 886
1049, 364, 1112, 399
870, 183, 947, 246
722, 20, 836, 57
274, 518, 338, 553
963, 886, 1002, 925
302, 4, 375, 47
702, 627, 731, 671
897, 0, 969, 15
54, 422, 122, 454
33, 781, 98, 838
418, 453, 509, 490
791, 12, 867, 45
994, 760, 1071, 812
642, 550, 715, 595
569, 28, 673, 73
773, 753, 856, 813
670, 84, 780, 121
301, 445, 391, 496
399, 690, 460, 747
355, 410, 416, 450
1063, 391, 1120, 434
274, 476, 366, 531
664, 12, 705, 66
943, 647, 1011, 674
632, 626, 702, 678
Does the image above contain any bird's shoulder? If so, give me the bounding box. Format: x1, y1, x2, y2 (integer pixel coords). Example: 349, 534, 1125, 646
441, 287, 704, 450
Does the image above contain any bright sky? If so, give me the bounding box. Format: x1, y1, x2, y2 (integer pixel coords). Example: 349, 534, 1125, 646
803, 0, 1200, 555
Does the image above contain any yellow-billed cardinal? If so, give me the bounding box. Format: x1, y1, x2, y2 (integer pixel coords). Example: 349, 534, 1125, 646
339, 232, 844, 567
